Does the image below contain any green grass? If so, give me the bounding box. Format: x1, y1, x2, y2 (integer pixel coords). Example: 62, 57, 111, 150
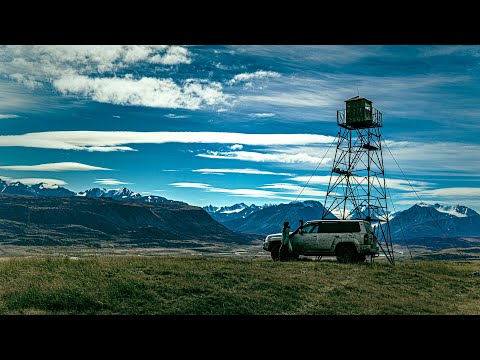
0, 256, 479, 314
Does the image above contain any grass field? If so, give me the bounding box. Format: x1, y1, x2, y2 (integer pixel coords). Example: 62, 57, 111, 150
0, 256, 479, 315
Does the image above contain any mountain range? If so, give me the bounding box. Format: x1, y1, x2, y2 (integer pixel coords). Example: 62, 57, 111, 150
204, 203, 270, 223
207, 201, 336, 235
0, 179, 183, 205
203, 201, 480, 253
0, 179, 479, 254
388, 202, 480, 239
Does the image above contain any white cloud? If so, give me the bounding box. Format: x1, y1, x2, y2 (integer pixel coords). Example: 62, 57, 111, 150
192, 168, 293, 176
383, 141, 480, 176
162, 169, 180, 172
416, 187, 480, 198
0, 131, 335, 152
260, 183, 327, 197
9, 73, 42, 89
170, 182, 211, 189
0, 114, 19, 119
1, 45, 191, 77
93, 178, 132, 186
53, 75, 229, 110
248, 113, 275, 118
112, 115, 121, 119
230, 144, 243, 150
169, 182, 304, 201
169, 181, 323, 201
289, 175, 432, 192
8, 178, 67, 186
229, 71, 281, 85
164, 113, 190, 119
148, 46, 191, 65
0, 162, 111, 172
0, 45, 199, 110
197, 150, 332, 165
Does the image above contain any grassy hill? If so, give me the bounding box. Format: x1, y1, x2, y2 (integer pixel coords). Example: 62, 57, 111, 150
0, 256, 479, 315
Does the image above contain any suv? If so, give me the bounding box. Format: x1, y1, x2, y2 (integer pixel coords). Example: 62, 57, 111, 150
263, 219, 379, 263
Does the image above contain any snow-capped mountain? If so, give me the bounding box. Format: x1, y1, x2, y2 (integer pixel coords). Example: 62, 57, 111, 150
220, 200, 337, 235
0, 179, 76, 197
0, 179, 184, 205
388, 202, 480, 240
77, 187, 184, 205
204, 203, 267, 223
416, 202, 477, 218
348, 205, 396, 221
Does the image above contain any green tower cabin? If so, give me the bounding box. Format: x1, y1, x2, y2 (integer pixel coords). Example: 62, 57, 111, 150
338, 95, 382, 129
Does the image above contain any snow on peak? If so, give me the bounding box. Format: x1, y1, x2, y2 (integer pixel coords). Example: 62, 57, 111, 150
415, 202, 474, 218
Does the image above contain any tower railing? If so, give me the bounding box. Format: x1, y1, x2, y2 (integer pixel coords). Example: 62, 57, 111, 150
337, 107, 383, 129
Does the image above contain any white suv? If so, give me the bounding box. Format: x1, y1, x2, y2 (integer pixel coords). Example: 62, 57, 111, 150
263, 219, 379, 263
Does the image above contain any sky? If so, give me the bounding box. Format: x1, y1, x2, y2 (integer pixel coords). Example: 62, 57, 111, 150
0, 45, 479, 211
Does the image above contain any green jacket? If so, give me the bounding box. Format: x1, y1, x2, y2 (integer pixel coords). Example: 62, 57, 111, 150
281, 226, 290, 245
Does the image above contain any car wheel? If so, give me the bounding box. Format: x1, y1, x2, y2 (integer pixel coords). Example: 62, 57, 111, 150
356, 254, 366, 263
336, 244, 357, 263
270, 243, 281, 261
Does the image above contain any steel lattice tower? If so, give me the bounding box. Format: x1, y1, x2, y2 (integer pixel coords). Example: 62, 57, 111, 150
322, 96, 395, 264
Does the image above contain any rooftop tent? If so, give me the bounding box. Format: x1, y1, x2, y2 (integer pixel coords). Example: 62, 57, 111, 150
345, 96, 373, 128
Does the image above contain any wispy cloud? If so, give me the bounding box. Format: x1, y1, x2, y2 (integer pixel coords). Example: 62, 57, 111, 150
230, 144, 243, 150
164, 113, 190, 119
0, 162, 111, 172
0, 114, 19, 119
248, 113, 275, 118
197, 150, 332, 165
260, 183, 327, 197
93, 178, 131, 186
161, 169, 181, 172
289, 175, 432, 192
112, 115, 121, 119
169, 182, 323, 201
0, 131, 335, 152
414, 187, 480, 198
192, 168, 293, 176
229, 70, 281, 85
169, 182, 211, 189
1, 45, 191, 77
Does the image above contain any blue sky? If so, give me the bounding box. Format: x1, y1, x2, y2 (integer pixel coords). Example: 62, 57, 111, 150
0, 45, 479, 211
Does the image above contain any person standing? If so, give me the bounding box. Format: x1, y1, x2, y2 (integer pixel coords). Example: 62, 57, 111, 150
279, 221, 290, 261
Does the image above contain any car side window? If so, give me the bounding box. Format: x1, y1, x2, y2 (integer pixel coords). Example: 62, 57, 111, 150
301, 224, 318, 233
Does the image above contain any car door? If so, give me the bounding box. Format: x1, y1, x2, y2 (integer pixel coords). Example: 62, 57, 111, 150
290, 223, 319, 253
316, 222, 338, 251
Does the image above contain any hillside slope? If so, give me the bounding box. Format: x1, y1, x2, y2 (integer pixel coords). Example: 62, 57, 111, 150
0, 195, 248, 246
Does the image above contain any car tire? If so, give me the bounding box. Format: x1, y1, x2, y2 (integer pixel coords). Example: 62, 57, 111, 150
271, 243, 281, 261
356, 254, 366, 263
336, 244, 358, 263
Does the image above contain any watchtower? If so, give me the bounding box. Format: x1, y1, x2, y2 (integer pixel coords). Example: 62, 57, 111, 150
322, 96, 394, 264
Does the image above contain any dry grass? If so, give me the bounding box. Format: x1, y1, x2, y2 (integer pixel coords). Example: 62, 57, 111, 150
0, 256, 479, 314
